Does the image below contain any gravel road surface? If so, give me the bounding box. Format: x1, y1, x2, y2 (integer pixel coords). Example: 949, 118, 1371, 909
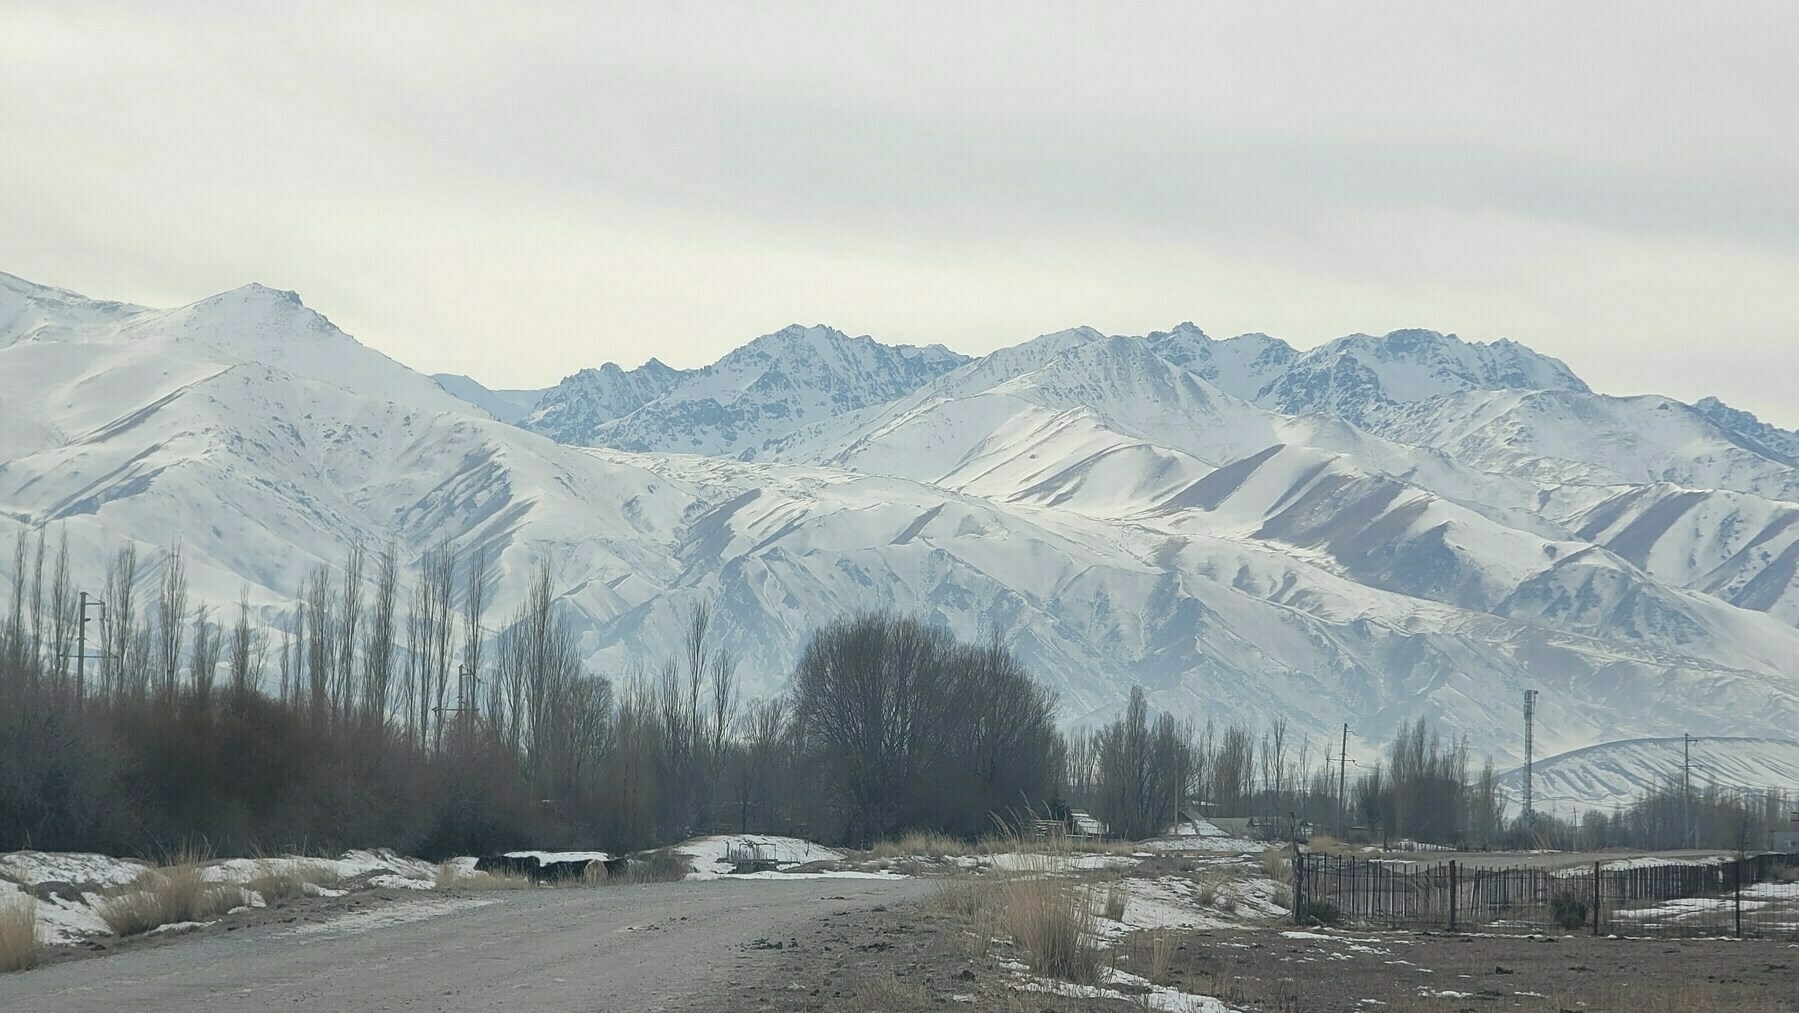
0, 877, 925, 1012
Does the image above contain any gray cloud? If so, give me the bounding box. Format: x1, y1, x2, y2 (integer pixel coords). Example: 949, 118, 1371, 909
3, 1, 1796, 424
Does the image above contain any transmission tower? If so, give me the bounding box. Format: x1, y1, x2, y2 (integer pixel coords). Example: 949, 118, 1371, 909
1523, 690, 1539, 828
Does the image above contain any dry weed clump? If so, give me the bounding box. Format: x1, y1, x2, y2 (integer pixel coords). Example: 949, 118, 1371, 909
1102, 879, 1129, 921
992, 831, 1105, 985
1260, 848, 1293, 884
101, 848, 237, 936
930, 877, 1002, 958
1146, 930, 1175, 985
434, 862, 530, 891
1194, 869, 1240, 912
245, 858, 344, 902
0, 894, 38, 974
867, 831, 971, 860
601, 849, 690, 885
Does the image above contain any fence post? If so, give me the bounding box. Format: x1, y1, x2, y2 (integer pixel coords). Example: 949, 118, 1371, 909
1734, 856, 1743, 939
1448, 860, 1458, 932
1592, 861, 1601, 935
1293, 851, 1304, 925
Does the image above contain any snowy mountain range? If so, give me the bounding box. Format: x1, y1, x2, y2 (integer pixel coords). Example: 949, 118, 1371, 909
4, 268, 1799, 779
1499, 737, 1799, 811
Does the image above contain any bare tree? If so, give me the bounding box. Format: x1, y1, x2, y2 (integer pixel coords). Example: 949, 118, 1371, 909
103, 543, 140, 700
304, 564, 335, 727
189, 604, 221, 711
47, 530, 70, 695
228, 589, 266, 712
461, 543, 492, 717
26, 530, 45, 689
336, 542, 364, 723
155, 543, 188, 709
361, 542, 399, 727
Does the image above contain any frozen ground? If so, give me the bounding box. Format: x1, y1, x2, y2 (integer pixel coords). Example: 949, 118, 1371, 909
0, 877, 925, 1011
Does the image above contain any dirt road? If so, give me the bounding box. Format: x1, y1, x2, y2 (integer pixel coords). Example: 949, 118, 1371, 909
0, 877, 925, 1012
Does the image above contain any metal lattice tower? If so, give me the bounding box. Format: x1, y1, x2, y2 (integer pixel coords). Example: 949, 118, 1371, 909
1522, 690, 1539, 828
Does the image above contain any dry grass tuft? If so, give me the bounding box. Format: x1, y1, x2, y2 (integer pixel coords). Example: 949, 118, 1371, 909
434, 862, 530, 891
930, 877, 1002, 958
599, 849, 690, 885
1260, 848, 1293, 884
0, 895, 38, 974
1102, 879, 1129, 921
102, 849, 237, 936
853, 969, 934, 1008
1003, 871, 1103, 984
1146, 930, 1175, 985
867, 830, 971, 860
993, 830, 1105, 985
245, 858, 344, 902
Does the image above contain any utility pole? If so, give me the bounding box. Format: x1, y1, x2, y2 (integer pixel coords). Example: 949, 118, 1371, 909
1683, 734, 1691, 848
1523, 690, 1539, 830
74, 591, 105, 711
1338, 724, 1349, 837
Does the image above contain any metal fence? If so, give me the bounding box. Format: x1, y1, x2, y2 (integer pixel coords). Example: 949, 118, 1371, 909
1293, 852, 1799, 938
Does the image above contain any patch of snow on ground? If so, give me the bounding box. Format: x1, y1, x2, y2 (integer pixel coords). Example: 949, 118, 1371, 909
677, 835, 844, 879
982, 852, 1137, 872
368, 874, 435, 890
721, 869, 904, 881
2, 876, 112, 945
201, 848, 437, 886
146, 920, 214, 935
280, 897, 496, 939
1140, 836, 1265, 854
0, 851, 151, 889
1017, 967, 1235, 1012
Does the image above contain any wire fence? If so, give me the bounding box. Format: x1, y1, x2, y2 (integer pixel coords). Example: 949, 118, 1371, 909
1293, 852, 1799, 939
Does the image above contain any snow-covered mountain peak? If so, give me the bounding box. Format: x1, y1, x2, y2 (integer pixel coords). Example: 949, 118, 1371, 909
1255, 328, 1591, 420
0, 272, 146, 347
1143, 324, 1298, 401
542, 324, 971, 458
1692, 396, 1799, 466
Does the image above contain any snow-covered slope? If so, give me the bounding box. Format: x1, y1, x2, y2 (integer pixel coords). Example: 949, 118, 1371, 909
1500, 737, 1799, 811
1256, 329, 1589, 421
1363, 389, 1799, 502
433, 374, 548, 425
539, 325, 968, 458
518, 358, 689, 443
4, 271, 1799, 777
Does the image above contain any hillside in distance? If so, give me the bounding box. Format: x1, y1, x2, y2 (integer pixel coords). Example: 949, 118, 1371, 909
1499, 737, 1799, 811
4, 268, 1799, 775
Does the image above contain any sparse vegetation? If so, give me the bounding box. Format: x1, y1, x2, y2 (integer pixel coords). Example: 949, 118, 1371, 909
0, 894, 38, 974
599, 849, 690, 885
244, 858, 344, 902
433, 862, 530, 891
866, 831, 972, 859
100, 854, 237, 937
1550, 891, 1592, 931
1102, 879, 1129, 921
1146, 929, 1174, 985
1260, 848, 1293, 884
1294, 898, 1341, 926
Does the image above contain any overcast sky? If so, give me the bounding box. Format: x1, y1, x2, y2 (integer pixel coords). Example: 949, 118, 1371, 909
4, 2, 1796, 424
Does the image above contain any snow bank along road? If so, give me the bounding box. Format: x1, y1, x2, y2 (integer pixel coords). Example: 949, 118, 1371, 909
0, 877, 926, 1011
